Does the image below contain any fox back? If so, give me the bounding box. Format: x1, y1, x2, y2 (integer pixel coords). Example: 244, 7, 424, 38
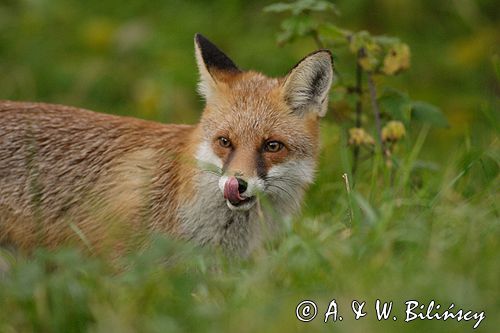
0, 34, 333, 256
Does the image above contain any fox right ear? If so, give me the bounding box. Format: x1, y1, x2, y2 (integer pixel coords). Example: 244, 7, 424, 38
283, 50, 334, 117
194, 33, 241, 100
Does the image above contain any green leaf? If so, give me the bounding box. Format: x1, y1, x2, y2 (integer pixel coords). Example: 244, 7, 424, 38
412, 159, 440, 172
264, 0, 338, 15
276, 30, 293, 45
318, 23, 350, 44
378, 88, 411, 123
457, 149, 499, 190
458, 149, 484, 172
479, 153, 499, 183
411, 101, 449, 128
353, 192, 378, 225
372, 35, 400, 46
349, 30, 371, 53
263, 3, 294, 13
277, 15, 316, 44
302, 0, 338, 14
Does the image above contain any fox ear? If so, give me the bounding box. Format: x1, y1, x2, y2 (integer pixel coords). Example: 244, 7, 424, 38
194, 33, 241, 100
283, 50, 334, 117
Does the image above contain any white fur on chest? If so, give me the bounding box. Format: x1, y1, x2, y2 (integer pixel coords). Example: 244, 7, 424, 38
177, 172, 263, 257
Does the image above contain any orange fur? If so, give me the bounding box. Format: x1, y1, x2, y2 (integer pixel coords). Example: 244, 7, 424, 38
0, 101, 195, 253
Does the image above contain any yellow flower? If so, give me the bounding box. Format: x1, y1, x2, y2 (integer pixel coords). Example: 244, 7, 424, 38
348, 128, 375, 146
382, 121, 406, 142
382, 43, 411, 75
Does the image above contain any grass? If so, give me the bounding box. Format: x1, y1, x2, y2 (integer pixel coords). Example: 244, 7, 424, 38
0, 1, 498, 331
0, 118, 498, 333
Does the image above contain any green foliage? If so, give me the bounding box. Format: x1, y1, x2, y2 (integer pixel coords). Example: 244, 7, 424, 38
265, 0, 450, 180
1, 134, 498, 332
264, 0, 338, 15
410, 101, 449, 128
264, 0, 339, 45
378, 88, 411, 123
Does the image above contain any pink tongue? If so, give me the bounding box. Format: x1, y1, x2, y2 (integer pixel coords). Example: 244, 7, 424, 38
224, 177, 243, 204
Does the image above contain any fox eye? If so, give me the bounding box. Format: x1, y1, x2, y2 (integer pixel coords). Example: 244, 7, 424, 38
218, 137, 232, 148
264, 141, 284, 153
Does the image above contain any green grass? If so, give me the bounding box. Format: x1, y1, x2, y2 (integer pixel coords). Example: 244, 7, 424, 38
1, 0, 499, 332
1, 119, 498, 333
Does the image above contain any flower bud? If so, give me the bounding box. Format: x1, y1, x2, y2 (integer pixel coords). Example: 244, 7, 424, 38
349, 128, 375, 146
382, 121, 406, 142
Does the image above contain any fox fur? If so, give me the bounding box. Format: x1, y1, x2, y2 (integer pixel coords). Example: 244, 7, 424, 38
0, 34, 333, 256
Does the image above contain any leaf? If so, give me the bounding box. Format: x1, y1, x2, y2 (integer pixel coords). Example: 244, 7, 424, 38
372, 35, 400, 45
378, 88, 411, 123
277, 16, 316, 44
264, 0, 338, 15
276, 30, 293, 45
479, 153, 499, 183
263, 3, 294, 13
302, 0, 338, 14
318, 23, 350, 44
353, 192, 378, 225
457, 149, 499, 189
412, 159, 440, 172
348, 30, 371, 54
458, 149, 483, 173
411, 101, 449, 128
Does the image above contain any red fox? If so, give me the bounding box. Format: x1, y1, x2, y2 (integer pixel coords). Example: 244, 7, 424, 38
0, 34, 333, 256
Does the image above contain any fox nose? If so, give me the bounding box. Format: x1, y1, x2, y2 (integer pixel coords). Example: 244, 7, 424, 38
236, 177, 247, 194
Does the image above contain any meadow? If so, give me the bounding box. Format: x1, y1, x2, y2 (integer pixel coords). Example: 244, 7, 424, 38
0, 0, 498, 332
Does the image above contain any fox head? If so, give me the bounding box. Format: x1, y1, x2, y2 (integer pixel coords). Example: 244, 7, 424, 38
193, 34, 333, 214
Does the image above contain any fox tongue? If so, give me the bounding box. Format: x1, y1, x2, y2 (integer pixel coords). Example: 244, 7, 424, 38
224, 177, 243, 204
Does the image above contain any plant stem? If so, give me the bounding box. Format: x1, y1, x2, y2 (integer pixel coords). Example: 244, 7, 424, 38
352, 60, 363, 176
342, 173, 354, 225
367, 73, 383, 152
355, 61, 363, 128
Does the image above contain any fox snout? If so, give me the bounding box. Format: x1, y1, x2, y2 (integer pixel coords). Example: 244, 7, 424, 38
218, 175, 261, 210
223, 176, 246, 204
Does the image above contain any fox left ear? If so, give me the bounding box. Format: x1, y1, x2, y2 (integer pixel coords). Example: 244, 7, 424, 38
283, 50, 334, 117
194, 33, 241, 100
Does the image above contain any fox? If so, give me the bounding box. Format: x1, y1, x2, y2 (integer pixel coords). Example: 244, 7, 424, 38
0, 34, 333, 257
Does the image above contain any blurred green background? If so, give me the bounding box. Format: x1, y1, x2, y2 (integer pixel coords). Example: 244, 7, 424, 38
1, 0, 498, 143
0, 1, 498, 332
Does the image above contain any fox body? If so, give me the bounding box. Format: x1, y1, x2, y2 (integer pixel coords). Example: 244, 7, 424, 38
0, 34, 333, 256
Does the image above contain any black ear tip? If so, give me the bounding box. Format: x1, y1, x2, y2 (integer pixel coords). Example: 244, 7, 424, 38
194, 33, 206, 45
194, 33, 217, 53
311, 49, 334, 73
288, 49, 334, 73
313, 49, 333, 64
193, 33, 241, 73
